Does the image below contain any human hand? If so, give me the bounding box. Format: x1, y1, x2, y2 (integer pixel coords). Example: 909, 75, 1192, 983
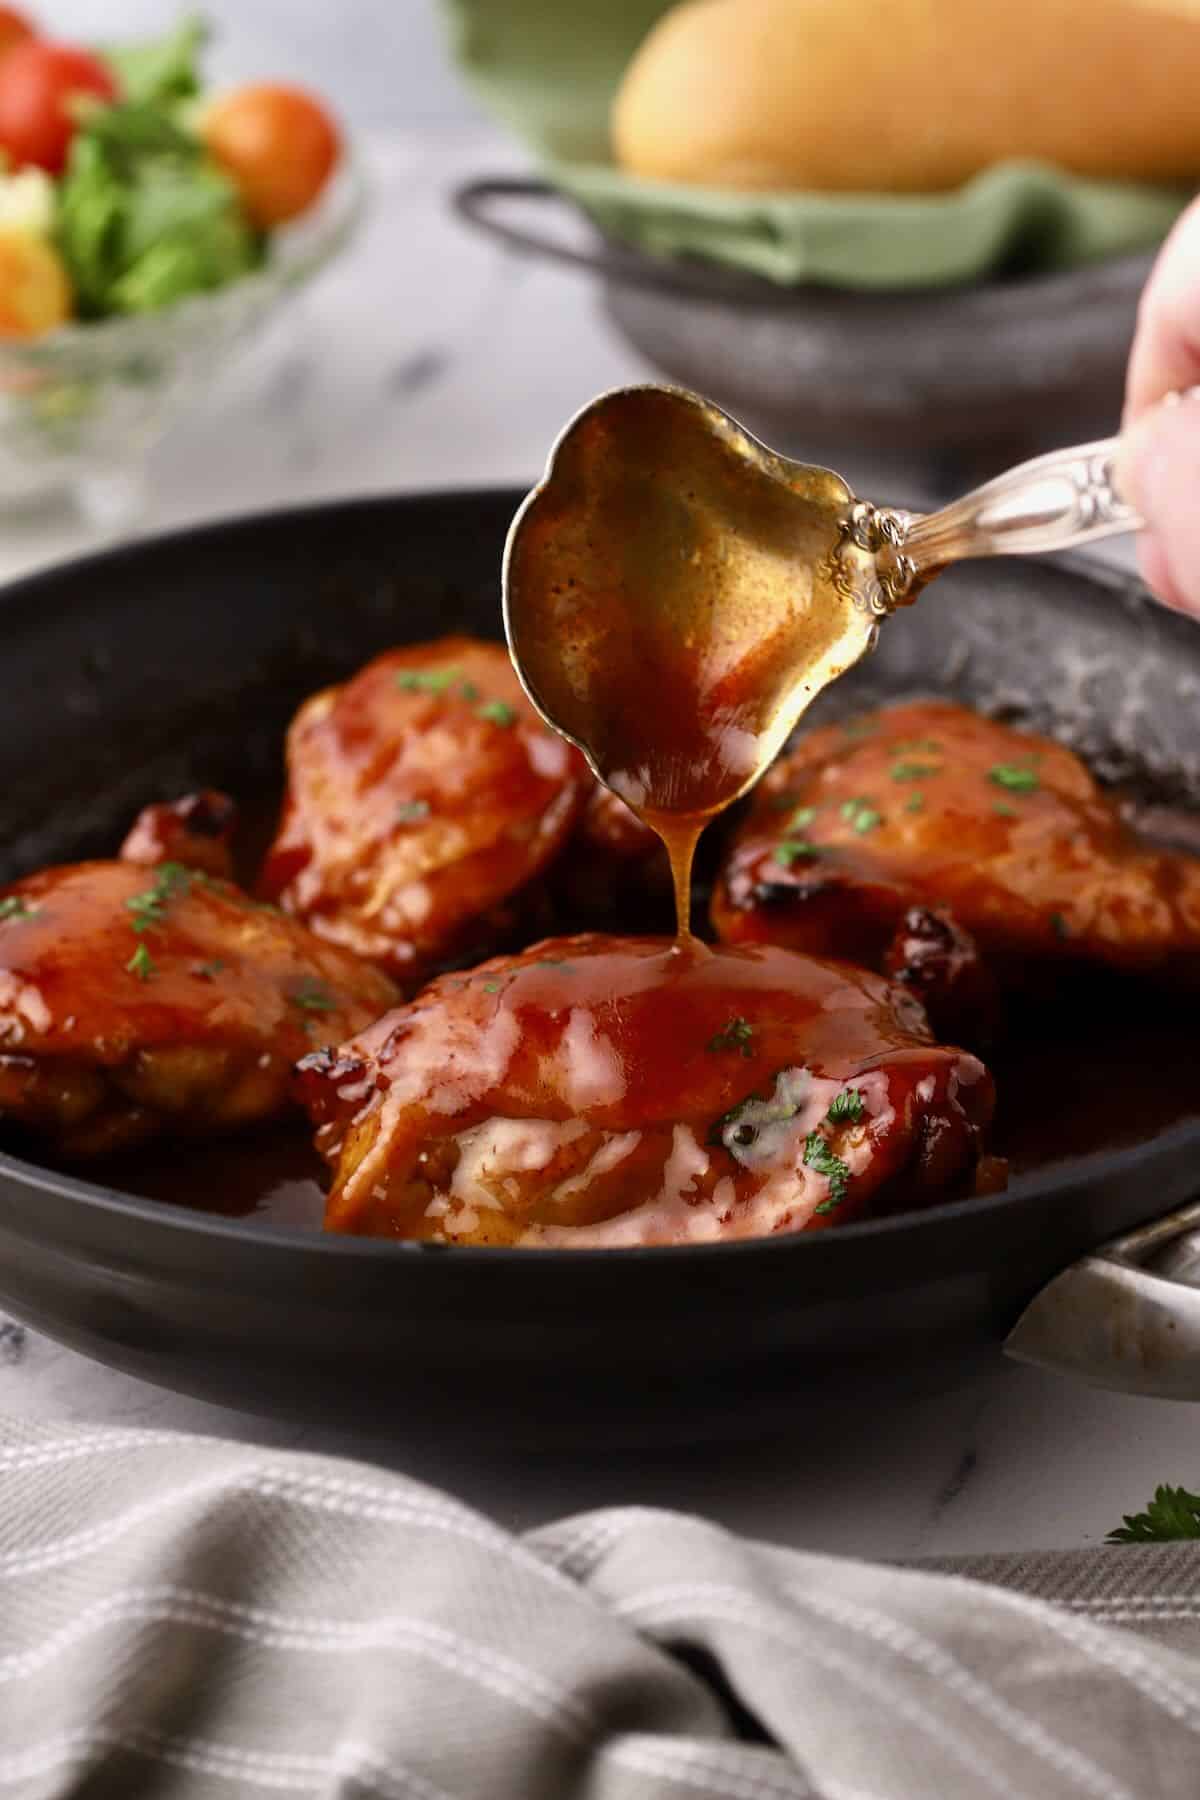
1119, 197, 1200, 615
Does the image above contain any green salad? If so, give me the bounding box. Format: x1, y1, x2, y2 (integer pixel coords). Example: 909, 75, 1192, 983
0, 11, 340, 335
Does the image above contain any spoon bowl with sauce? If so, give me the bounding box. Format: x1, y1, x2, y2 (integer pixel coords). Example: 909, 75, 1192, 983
503, 384, 1145, 932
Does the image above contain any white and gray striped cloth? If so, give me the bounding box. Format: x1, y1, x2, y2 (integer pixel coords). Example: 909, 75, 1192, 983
0, 1412, 1196, 1799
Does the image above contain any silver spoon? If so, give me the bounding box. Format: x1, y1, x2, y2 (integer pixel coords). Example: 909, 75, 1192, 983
501, 384, 1145, 896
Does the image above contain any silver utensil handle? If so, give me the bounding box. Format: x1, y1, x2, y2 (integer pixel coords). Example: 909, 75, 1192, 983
1005, 1199, 1200, 1399
900, 437, 1144, 575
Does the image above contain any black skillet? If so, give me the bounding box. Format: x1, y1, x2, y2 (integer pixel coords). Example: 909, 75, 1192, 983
0, 488, 1198, 1445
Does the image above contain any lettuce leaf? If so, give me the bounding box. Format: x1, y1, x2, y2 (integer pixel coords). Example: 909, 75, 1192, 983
101, 16, 208, 107
57, 100, 262, 318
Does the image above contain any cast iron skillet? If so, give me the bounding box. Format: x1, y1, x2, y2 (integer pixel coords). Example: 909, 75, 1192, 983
0, 489, 1196, 1445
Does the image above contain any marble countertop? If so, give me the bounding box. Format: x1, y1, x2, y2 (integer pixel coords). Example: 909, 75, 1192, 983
0, 129, 1187, 1564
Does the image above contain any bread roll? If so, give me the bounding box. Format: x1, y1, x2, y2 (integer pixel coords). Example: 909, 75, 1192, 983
612, 0, 1200, 192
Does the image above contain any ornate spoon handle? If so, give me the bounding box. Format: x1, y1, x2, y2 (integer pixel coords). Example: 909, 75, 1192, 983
867, 437, 1144, 607
904, 436, 1140, 564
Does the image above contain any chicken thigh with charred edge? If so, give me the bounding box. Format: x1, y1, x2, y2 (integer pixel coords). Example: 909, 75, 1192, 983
0, 795, 398, 1159
259, 636, 590, 987
712, 698, 1200, 1043
297, 933, 995, 1248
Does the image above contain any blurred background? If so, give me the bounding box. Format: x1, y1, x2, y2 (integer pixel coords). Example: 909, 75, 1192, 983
0, 0, 1193, 577
45, 2, 477, 127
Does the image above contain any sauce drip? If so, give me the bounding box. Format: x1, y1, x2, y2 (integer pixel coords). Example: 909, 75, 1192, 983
504, 386, 887, 936
645, 812, 706, 937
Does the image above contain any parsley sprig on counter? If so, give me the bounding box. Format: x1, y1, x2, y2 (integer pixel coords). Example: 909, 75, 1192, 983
1108, 1484, 1200, 1542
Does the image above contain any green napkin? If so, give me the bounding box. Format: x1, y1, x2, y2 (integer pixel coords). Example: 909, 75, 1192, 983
442, 0, 1191, 289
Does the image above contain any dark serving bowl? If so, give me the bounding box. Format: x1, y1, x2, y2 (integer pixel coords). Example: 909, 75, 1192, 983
454, 177, 1152, 489
0, 488, 1197, 1445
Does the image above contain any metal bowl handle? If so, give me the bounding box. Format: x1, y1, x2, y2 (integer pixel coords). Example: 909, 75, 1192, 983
450, 175, 777, 304
451, 176, 627, 281
1006, 1198, 1200, 1397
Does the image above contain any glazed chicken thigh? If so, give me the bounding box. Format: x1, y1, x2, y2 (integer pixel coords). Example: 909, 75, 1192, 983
297, 934, 994, 1247
260, 636, 589, 985
0, 827, 397, 1158
120, 789, 238, 880
713, 700, 1200, 1002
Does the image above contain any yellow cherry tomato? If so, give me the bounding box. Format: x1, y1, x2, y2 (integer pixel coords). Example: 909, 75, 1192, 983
0, 226, 71, 337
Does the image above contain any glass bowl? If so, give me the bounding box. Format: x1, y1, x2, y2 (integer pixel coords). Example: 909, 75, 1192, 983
0, 161, 363, 527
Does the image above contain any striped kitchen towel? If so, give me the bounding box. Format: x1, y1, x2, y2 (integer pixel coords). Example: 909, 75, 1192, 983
0, 1411, 1195, 1799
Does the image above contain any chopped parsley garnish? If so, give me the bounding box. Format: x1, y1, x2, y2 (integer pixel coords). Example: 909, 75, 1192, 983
895, 737, 941, 754
786, 805, 818, 832
891, 760, 941, 782
126, 942, 156, 982
1108, 1484, 1200, 1543
774, 839, 819, 867
1050, 912, 1069, 940
769, 791, 799, 812
194, 959, 225, 979
993, 801, 1018, 819
395, 664, 462, 694
459, 681, 481, 702
125, 896, 162, 933
804, 1130, 850, 1211
477, 700, 516, 728
988, 763, 1039, 793
124, 861, 192, 935
826, 1088, 865, 1125
708, 1067, 811, 1158
291, 977, 336, 1014
839, 797, 882, 833
707, 1016, 755, 1058
904, 793, 925, 814
482, 980, 501, 993
395, 800, 431, 824
0, 896, 37, 922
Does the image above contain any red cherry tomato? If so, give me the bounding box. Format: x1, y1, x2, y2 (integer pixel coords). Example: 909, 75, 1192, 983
203, 84, 340, 228
0, 41, 117, 174
0, 8, 34, 63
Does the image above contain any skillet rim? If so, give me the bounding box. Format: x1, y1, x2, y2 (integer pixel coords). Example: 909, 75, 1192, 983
0, 486, 1193, 1268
